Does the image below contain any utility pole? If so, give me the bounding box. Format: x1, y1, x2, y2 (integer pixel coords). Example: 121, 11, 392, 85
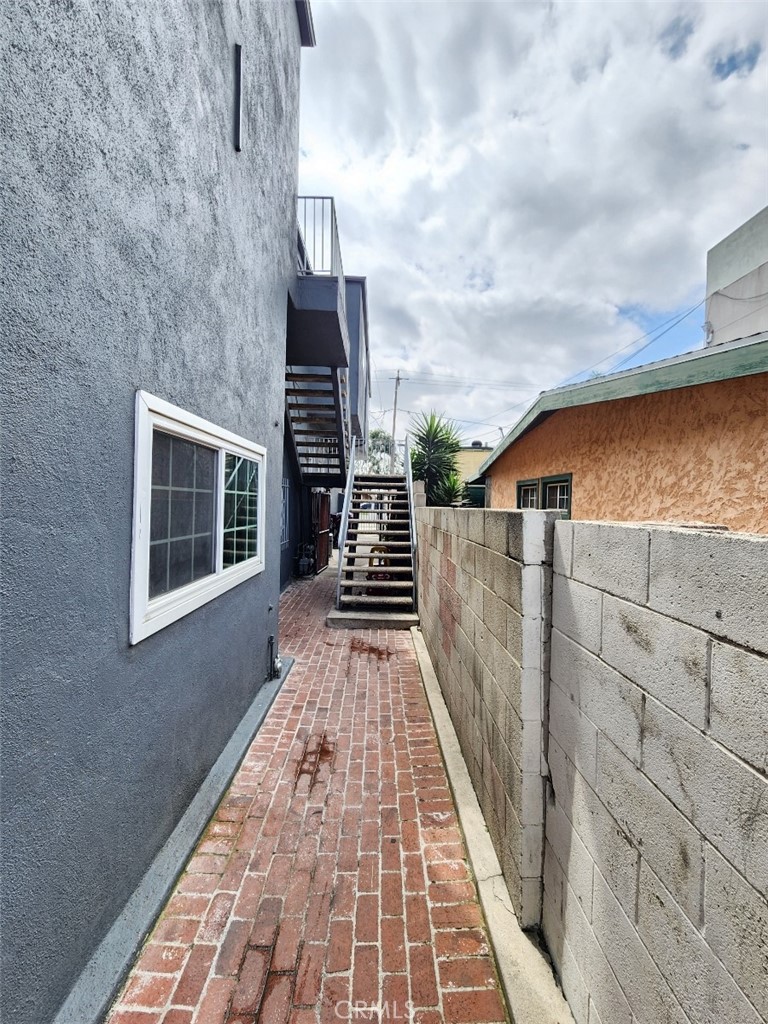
389, 370, 405, 472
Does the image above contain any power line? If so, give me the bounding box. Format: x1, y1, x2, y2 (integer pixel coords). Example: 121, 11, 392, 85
609, 299, 706, 372
373, 372, 538, 389
558, 299, 705, 385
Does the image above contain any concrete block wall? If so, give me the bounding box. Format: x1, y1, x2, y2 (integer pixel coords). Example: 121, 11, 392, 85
415, 508, 558, 926
544, 520, 768, 1024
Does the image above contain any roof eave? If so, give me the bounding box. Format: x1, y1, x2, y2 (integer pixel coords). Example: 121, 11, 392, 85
479, 333, 768, 476
295, 0, 316, 47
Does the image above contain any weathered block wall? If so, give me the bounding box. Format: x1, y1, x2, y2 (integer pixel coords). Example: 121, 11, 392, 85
544, 521, 768, 1024
415, 508, 558, 926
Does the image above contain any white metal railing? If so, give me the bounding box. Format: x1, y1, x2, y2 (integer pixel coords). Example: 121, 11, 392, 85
297, 196, 347, 327
336, 439, 359, 609
404, 433, 418, 611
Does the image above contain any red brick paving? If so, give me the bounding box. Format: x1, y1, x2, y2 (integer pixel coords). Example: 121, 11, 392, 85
106, 571, 507, 1024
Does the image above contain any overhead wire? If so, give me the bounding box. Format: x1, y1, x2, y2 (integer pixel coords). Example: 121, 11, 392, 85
370, 294, 767, 446
608, 299, 706, 372
557, 298, 705, 386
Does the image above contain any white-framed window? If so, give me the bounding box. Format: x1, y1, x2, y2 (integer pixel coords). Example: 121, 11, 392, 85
541, 473, 572, 519
130, 390, 267, 644
516, 480, 539, 509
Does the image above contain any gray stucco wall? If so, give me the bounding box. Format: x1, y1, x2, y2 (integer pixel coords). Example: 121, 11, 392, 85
0, 3, 302, 1023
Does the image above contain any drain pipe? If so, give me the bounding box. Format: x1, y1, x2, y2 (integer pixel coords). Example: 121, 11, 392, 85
268, 634, 282, 680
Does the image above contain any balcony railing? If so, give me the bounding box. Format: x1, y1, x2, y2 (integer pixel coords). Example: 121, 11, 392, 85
297, 196, 347, 325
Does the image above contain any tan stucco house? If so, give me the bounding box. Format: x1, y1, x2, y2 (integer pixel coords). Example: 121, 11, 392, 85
478, 209, 768, 535
478, 337, 767, 533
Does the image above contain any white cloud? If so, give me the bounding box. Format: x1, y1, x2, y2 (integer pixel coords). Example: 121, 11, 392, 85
299, 0, 768, 442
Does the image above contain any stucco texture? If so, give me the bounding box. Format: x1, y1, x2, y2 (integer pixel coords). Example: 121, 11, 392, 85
488, 374, 768, 534
1, 3, 301, 1022
456, 446, 493, 483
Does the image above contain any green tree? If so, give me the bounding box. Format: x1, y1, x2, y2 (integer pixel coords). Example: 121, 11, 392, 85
359, 427, 396, 474
409, 411, 462, 506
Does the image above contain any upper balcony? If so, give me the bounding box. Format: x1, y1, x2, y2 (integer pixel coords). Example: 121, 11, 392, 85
287, 196, 350, 368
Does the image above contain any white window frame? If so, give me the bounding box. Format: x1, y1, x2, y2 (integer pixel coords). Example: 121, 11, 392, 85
130, 390, 267, 644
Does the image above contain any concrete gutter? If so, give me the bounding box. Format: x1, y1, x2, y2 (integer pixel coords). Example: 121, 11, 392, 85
411, 627, 575, 1024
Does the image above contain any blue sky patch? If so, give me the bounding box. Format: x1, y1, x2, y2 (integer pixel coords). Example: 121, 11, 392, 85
712, 41, 761, 80
659, 17, 695, 60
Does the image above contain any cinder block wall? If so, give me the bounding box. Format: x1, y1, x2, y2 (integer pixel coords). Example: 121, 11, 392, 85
544, 520, 768, 1024
415, 508, 558, 926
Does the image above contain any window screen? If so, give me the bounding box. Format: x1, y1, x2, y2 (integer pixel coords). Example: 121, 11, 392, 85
544, 480, 570, 512
223, 453, 260, 567
517, 483, 538, 509
149, 431, 216, 598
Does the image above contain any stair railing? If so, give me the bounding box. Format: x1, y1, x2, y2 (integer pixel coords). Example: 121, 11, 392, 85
336, 439, 359, 610
404, 433, 418, 612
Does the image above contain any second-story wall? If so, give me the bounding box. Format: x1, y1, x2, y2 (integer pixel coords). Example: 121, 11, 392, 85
2, 3, 303, 1022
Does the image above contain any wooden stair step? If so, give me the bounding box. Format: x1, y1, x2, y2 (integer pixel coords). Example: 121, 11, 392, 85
347, 529, 410, 535
352, 487, 407, 493
339, 580, 413, 590
286, 373, 333, 382
355, 475, 406, 481
347, 519, 409, 525
343, 557, 413, 565
346, 540, 411, 548
341, 566, 414, 575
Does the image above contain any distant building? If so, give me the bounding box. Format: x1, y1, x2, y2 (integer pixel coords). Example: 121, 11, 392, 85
456, 441, 494, 483
456, 441, 493, 506
705, 206, 768, 348
478, 210, 768, 534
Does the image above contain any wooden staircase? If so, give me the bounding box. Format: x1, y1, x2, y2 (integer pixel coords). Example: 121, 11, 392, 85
336, 473, 416, 614
285, 368, 348, 488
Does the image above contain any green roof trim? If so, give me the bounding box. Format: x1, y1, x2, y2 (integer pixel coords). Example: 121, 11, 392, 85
479, 334, 768, 476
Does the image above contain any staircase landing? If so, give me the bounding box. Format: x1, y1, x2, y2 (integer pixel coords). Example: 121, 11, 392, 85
325, 607, 420, 629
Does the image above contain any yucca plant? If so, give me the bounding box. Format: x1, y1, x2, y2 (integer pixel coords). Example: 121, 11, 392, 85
433, 471, 468, 507
409, 411, 462, 506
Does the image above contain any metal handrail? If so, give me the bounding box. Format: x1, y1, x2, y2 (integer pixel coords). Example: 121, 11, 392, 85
336, 439, 358, 610
404, 433, 418, 612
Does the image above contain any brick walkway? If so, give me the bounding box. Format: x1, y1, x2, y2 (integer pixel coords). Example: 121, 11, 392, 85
106, 571, 508, 1024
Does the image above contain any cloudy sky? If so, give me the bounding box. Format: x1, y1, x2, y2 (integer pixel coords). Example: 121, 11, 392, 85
298, 0, 767, 446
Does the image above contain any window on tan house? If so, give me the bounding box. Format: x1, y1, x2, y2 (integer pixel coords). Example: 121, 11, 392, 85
516, 480, 539, 509
541, 474, 572, 518
516, 475, 572, 517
